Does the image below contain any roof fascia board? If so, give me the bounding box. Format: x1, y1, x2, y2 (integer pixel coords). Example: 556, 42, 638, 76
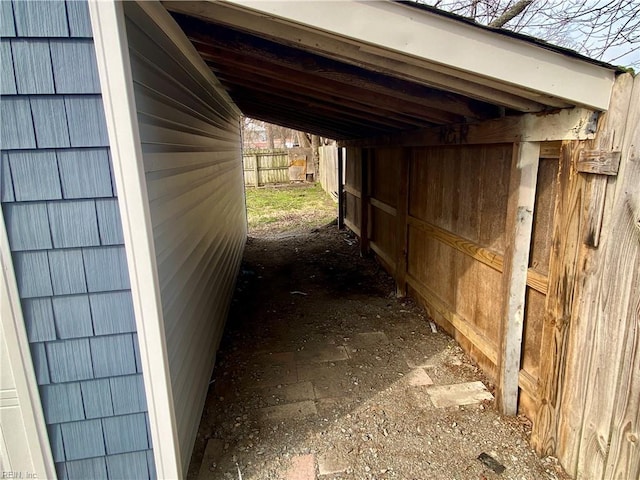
186, 0, 615, 111
339, 107, 599, 147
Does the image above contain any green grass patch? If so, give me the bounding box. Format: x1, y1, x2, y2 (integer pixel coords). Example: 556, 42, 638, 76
245, 183, 337, 235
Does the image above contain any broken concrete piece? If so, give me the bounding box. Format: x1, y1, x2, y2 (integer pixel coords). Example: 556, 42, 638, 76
426, 381, 494, 408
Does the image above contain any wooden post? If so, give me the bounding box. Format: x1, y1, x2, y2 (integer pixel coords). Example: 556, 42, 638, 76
253, 153, 260, 187
497, 141, 540, 415
395, 148, 411, 297
360, 148, 370, 256
337, 147, 344, 229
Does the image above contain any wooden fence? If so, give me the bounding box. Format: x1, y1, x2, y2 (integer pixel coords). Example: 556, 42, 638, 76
243, 149, 289, 186
319, 146, 339, 201
339, 73, 639, 479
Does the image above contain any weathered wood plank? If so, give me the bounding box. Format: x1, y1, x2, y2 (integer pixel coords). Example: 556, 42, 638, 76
343, 184, 361, 198
407, 215, 548, 295
539, 141, 562, 159
369, 241, 396, 273
369, 197, 397, 217
343, 217, 360, 237
498, 142, 540, 415
532, 74, 635, 473
408, 216, 503, 272
530, 139, 585, 460
339, 108, 598, 148
576, 150, 621, 175
576, 73, 640, 480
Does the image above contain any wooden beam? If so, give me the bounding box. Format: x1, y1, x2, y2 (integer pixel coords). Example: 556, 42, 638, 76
343, 217, 360, 236
407, 216, 548, 294
213, 68, 432, 128
360, 149, 370, 256
498, 141, 540, 415
343, 184, 361, 199
216, 72, 426, 131
193, 38, 474, 124
395, 150, 410, 297
337, 147, 344, 229
408, 216, 503, 272
339, 108, 598, 148
369, 197, 397, 217
165, 1, 577, 111
167, 1, 616, 110
369, 241, 396, 272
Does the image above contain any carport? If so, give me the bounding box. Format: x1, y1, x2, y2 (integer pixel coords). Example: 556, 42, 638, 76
1, 1, 637, 479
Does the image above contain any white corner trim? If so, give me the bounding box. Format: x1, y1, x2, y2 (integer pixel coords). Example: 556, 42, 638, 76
88, 2, 182, 478
0, 213, 56, 479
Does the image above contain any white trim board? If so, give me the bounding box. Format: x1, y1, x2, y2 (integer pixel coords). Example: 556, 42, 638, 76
88, 2, 182, 478
0, 208, 56, 479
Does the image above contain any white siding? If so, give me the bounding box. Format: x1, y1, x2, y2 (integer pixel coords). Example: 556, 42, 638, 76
124, 3, 245, 474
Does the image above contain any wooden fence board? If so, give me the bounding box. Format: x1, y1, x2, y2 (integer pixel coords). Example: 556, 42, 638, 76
242, 149, 289, 186
532, 74, 635, 477
574, 74, 639, 480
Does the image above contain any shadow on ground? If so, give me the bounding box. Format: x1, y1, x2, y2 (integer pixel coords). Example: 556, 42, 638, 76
187, 225, 568, 480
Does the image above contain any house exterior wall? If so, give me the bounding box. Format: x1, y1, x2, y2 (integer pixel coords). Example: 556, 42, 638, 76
0, 1, 154, 478
122, 3, 246, 474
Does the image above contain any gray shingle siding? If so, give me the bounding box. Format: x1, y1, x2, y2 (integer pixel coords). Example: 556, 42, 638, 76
4, 203, 53, 251
0, 2, 154, 476
11, 39, 56, 94
22, 298, 57, 343
13, 0, 69, 37
58, 149, 113, 198
0, 1, 16, 37
0, 40, 17, 95
50, 40, 101, 94
1, 97, 37, 150
81, 379, 114, 419
30, 96, 72, 148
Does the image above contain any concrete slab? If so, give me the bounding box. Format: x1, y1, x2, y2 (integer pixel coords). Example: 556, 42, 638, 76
426, 381, 494, 408
296, 345, 349, 364
285, 454, 316, 480
352, 331, 390, 347
260, 381, 315, 406
250, 362, 298, 388
258, 400, 318, 422
253, 351, 295, 365
317, 453, 349, 476
405, 368, 434, 386
197, 438, 224, 480
403, 351, 436, 369
312, 377, 353, 399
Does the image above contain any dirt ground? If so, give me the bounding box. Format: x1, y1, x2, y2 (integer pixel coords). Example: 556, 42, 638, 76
187, 221, 569, 480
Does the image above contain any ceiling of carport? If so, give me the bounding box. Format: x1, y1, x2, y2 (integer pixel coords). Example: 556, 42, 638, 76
164, 0, 618, 140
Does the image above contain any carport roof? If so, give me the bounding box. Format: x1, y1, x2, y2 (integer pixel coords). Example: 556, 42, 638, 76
164, 0, 619, 140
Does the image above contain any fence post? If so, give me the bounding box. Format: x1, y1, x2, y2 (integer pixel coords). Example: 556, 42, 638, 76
254, 153, 260, 187
338, 147, 344, 229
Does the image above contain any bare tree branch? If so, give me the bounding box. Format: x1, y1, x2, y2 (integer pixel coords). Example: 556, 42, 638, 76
488, 0, 533, 27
